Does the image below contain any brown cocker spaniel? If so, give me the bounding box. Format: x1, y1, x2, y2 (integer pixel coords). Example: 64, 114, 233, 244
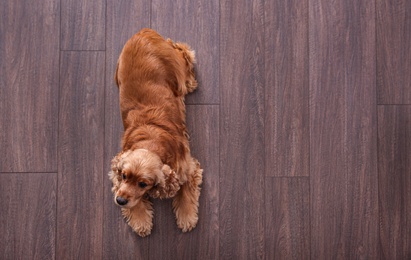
109, 28, 203, 237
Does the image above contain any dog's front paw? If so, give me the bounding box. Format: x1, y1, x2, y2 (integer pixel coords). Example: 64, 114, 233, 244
130, 219, 153, 237
121, 200, 154, 237
173, 164, 202, 232
176, 209, 198, 232
122, 208, 153, 237
174, 196, 199, 232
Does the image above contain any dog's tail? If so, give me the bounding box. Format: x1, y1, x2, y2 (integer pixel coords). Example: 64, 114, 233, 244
167, 39, 198, 96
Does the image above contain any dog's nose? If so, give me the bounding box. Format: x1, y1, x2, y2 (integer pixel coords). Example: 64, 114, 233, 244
116, 196, 128, 206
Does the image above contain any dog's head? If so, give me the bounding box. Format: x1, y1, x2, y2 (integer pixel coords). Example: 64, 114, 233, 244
109, 149, 180, 208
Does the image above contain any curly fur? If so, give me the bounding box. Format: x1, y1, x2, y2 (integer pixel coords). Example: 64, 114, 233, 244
109, 28, 203, 237
148, 165, 181, 199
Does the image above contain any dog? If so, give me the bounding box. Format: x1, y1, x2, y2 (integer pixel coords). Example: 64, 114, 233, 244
109, 28, 203, 237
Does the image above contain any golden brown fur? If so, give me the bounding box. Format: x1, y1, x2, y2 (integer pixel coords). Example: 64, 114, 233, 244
109, 28, 202, 237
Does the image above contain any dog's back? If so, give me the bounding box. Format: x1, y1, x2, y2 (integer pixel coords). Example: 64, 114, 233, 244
115, 29, 197, 129
115, 28, 196, 102
115, 29, 197, 168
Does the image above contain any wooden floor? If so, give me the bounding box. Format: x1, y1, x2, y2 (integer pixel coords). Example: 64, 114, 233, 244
1, 0, 410, 259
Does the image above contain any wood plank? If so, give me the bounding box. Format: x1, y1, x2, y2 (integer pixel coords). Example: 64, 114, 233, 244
0, 173, 56, 259
151, 0, 219, 104
57, 52, 105, 259
378, 106, 411, 259
184, 105, 219, 258
0, 0, 59, 172
377, 0, 411, 104
220, 0, 265, 258
61, 0, 105, 50
148, 105, 219, 259
265, 177, 310, 259
309, 0, 379, 258
104, 1, 151, 258
264, 0, 309, 176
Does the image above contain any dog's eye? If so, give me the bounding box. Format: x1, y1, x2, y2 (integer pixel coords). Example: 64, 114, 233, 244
138, 182, 147, 188
122, 173, 126, 180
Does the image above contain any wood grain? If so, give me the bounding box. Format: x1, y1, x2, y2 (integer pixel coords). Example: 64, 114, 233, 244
220, 0, 265, 258
151, 0, 219, 104
3, 0, 411, 258
57, 52, 105, 259
309, 0, 379, 258
378, 106, 411, 259
377, 0, 411, 104
61, 0, 105, 50
0, 0, 59, 172
264, 0, 309, 177
0, 173, 56, 259
265, 177, 310, 259
104, 1, 151, 258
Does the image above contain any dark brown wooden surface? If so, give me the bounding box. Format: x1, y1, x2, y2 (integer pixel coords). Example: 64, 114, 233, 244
264, 0, 309, 177
309, 0, 379, 258
378, 106, 411, 259
57, 52, 105, 259
0, 0, 59, 172
265, 177, 310, 259
219, 0, 265, 258
0, 173, 56, 259
1, 0, 411, 259
61, 0, 105, 50
377, 0, 411, 104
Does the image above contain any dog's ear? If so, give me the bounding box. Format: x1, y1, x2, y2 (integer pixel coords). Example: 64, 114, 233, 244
111, 151, 126, 172
109, 151, 131, 193
109, 152, 122, 193
148, 164, 180, 199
